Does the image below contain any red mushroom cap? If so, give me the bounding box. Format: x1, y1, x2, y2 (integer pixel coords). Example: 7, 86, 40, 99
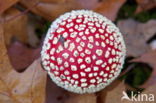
41, 10, 126, 94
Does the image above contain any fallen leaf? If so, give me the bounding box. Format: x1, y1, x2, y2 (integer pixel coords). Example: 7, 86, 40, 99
131, 50, 156, 88
0, 0, 19, 14
135, 0, 156, 13
20, 0, 81, 21
2, 7, 28, 46
40, 0, 66, 4
121, 82, 156, 103
99, 80, 126, 103
8, 41, 41, 71
117, 19, 156, 56
46, 77, 69, 103
0, 23, 47, 103
77, 0, 99, 9
94, 0, 126, 21
65, 93, 96, 103
140, 82, 156, 103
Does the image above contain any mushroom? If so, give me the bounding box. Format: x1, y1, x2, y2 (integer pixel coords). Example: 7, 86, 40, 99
41, 10, 126, 94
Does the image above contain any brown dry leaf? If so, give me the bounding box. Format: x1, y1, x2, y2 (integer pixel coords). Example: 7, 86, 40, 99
77, 0, 99, 9
46, 77, 69, 103
8, 41, 41, 71
121, 82, 156, 103
135, 0, 156, 13
94, 0, 126, 21
2, 7, 28, 46
65, 93, 96, 103
139, 82, 156, 103
20, 0, 81, 21
40, 0, 66, 4
131, 50, 156, 88
99, 80, 126, 103
45, 76, 97, 103
0, 22, 47, 103
0, 0, 19, 14
117, 19, 156, 57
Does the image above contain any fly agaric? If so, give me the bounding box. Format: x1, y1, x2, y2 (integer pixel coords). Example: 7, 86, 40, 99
41, 10, 126, 94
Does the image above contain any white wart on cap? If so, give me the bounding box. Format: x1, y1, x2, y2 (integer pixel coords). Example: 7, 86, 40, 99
41, 10, 126, 94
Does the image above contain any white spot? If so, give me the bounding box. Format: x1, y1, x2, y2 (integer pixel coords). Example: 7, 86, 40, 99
79, 32, 84, 36
73, 50, 79, 57
76, 37, 81, 43
106, 39, 110, 44
110, 35, 114, 40
60, 74, 66, 79
108, 58, 113, 64
71, 65, 77, 71
50, 63, 55, 69
76, 19, 82, 23
70, 32, 77, 38
85, 49, 91, 54
82, 36, 87, 40
85, 57, 91, 64
57, 58, 62, 64
89, 73, 93, 77
53, 37, 58, 44
73, 74, 79, 79
106, 67, 110, 71
80, 72, 86, 76
74, 25, 79, 29
92, 55, 96, 60
62, 53, 69, 59
104, 78, 108, 81
64, 62, 69, 67
112, 64, 117, 69
81, 83, 87, 87
56, 28, 64, 33
93, 66, 99, 71
77, 46, 83, 52
88, 36, 94, 42
95, 33, 100, 38
60, 66, 64, 70
109, 74, 113, 78
100, 35, 105, 40
78, 58, 83, 64
64, 70, 70, 75
80, 53, 85, 57
63, 32, 68, 38
99, 29, 104, 33
80, 78, 87, 82
69, 43, 75, 51
104, 73, 108, 77
87, 43, 93, 49
101, 42, 105, 47
96, 49, 103, 56
90, 79, 96, 83
69, 58, 75, 62
80, 64, 86, 69
90, 28, 96, 33
95, 41, 100, 46
95, 60, 103, 65
94, 72, 98, 76
112, 49, 116, 55
105, 51, 110, 58
69, 28, 74, 32
80, 42, 85, 47
85, 67, 91, 72
85, 29, 89, 35
50, 48, 55, 55
100, 71, 104, 76
105, 33, 108, 37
